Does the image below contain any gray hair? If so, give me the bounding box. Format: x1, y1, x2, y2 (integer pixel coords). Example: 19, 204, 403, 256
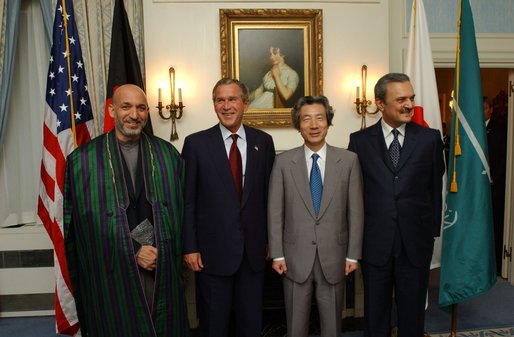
212, 78, 249, 102
291, 95, 334, 130
374, 73, 411, 102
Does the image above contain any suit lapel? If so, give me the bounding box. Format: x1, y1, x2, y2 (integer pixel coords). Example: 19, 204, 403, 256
205, 126, 240, 203
241, 127, 256, 208
318, 145, 342, 218
369, 121, 395, 172
396, 122, 419, 171
290, 147, 317, 218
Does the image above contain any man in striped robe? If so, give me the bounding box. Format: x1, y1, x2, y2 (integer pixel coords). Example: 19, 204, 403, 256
63, 84, 189, 336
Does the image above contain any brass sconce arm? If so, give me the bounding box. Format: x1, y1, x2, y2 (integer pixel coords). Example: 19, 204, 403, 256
354, 65, 379, 129
157, 67, 185, 141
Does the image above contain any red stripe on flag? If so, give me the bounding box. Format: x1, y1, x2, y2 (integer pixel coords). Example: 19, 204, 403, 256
52, 218, 73, 291
75, 122, 92, 145
40, 163, 55, 202
42, 123, 67, 194
43, 124, 65, 163
36, 198, 71, 292
37, 197, 54, 239
37, 194, 74, 291
54, 295, 80, 336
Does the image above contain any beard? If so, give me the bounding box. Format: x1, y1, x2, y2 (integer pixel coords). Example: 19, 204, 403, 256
114, 114, 147, 139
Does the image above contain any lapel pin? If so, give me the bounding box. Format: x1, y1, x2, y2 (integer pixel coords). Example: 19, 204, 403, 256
254, 145, 259, 151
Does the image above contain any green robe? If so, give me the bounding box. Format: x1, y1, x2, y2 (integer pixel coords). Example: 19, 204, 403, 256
64, 131, 189, 336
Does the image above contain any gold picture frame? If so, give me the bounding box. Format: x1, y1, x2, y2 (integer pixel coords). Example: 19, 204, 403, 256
220, 8, 323, 128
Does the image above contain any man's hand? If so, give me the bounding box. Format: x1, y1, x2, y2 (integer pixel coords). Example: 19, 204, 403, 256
136, 246, 158, 271
184, 252, 204, 272
345, 260, 359, 276
272, 260, 288, 275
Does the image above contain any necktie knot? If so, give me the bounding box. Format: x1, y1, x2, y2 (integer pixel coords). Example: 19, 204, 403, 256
392, 128, 399, 138
231, 134, 238, 143
312, 153, 320, 163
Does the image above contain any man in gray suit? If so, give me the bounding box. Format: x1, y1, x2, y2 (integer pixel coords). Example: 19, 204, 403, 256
268, 95, 364, 337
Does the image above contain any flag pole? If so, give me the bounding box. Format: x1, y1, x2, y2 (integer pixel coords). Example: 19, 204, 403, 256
448, 304, 458, 337
450, 0, 463, 193
61, 0, 78, 148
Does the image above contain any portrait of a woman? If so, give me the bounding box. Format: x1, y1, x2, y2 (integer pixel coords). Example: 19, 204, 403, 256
249, 47, 300, 109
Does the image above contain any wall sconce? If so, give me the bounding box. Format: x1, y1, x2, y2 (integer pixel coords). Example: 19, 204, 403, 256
354, 65, 379, 129
157, 66, 185, 141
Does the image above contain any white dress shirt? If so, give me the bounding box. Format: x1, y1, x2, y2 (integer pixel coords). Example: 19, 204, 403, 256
304, 143, 327, 183
381, 119, 406, 148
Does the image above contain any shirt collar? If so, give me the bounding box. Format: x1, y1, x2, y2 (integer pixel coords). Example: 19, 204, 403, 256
381, 119, 406, 137
304, 143, 327, 161
219, 123, 246, 142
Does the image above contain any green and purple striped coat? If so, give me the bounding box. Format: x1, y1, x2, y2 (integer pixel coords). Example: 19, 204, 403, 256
64, 131, 189, 336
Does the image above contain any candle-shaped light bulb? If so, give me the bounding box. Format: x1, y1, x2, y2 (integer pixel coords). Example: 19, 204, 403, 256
158, 87, 162, 103
169, 67, 175, 106
178, 88, 182, 103
356, 86, 360, 100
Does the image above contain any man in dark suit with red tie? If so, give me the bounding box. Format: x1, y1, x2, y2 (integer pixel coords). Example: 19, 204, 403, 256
348, 73, 445, 337
182, 78, 275, 337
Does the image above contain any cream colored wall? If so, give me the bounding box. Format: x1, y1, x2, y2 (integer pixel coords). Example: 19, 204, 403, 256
143, 0, 390, 152
389, 0, 514, 70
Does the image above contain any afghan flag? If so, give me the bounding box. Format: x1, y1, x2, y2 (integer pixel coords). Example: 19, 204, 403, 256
103, 0, 153, 134
438, 0, 496, 310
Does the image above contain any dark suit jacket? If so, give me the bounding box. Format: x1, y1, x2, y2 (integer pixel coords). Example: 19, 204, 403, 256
182, 124, 275, 275
486, 116, 507, 190
348, 120, 444, 267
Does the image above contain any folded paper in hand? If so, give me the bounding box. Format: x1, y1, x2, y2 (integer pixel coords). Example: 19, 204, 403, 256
130, 219, 154, 246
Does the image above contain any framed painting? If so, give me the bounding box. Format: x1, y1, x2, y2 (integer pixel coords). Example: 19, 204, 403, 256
220, 9, 323, 127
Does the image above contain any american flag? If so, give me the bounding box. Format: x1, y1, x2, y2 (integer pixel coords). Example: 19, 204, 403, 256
38, 0, 95, 334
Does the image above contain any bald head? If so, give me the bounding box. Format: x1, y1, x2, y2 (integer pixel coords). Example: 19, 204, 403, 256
112, 84, 147, 105
109, 84, 149, 142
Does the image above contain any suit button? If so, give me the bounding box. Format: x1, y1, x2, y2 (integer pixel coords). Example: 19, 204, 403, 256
315, 221, 320, 226
312, 241, 316, 245
394, 176, 399, 180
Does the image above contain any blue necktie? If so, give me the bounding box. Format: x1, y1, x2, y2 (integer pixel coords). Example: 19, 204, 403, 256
310, 153, 323, 216
389, 129, 401, 168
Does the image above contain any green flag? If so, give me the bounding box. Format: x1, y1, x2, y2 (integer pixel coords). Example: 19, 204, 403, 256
438, 0, 496, 309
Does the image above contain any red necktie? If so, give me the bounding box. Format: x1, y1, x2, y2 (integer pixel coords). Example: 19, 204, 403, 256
229, 134, 242, 199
